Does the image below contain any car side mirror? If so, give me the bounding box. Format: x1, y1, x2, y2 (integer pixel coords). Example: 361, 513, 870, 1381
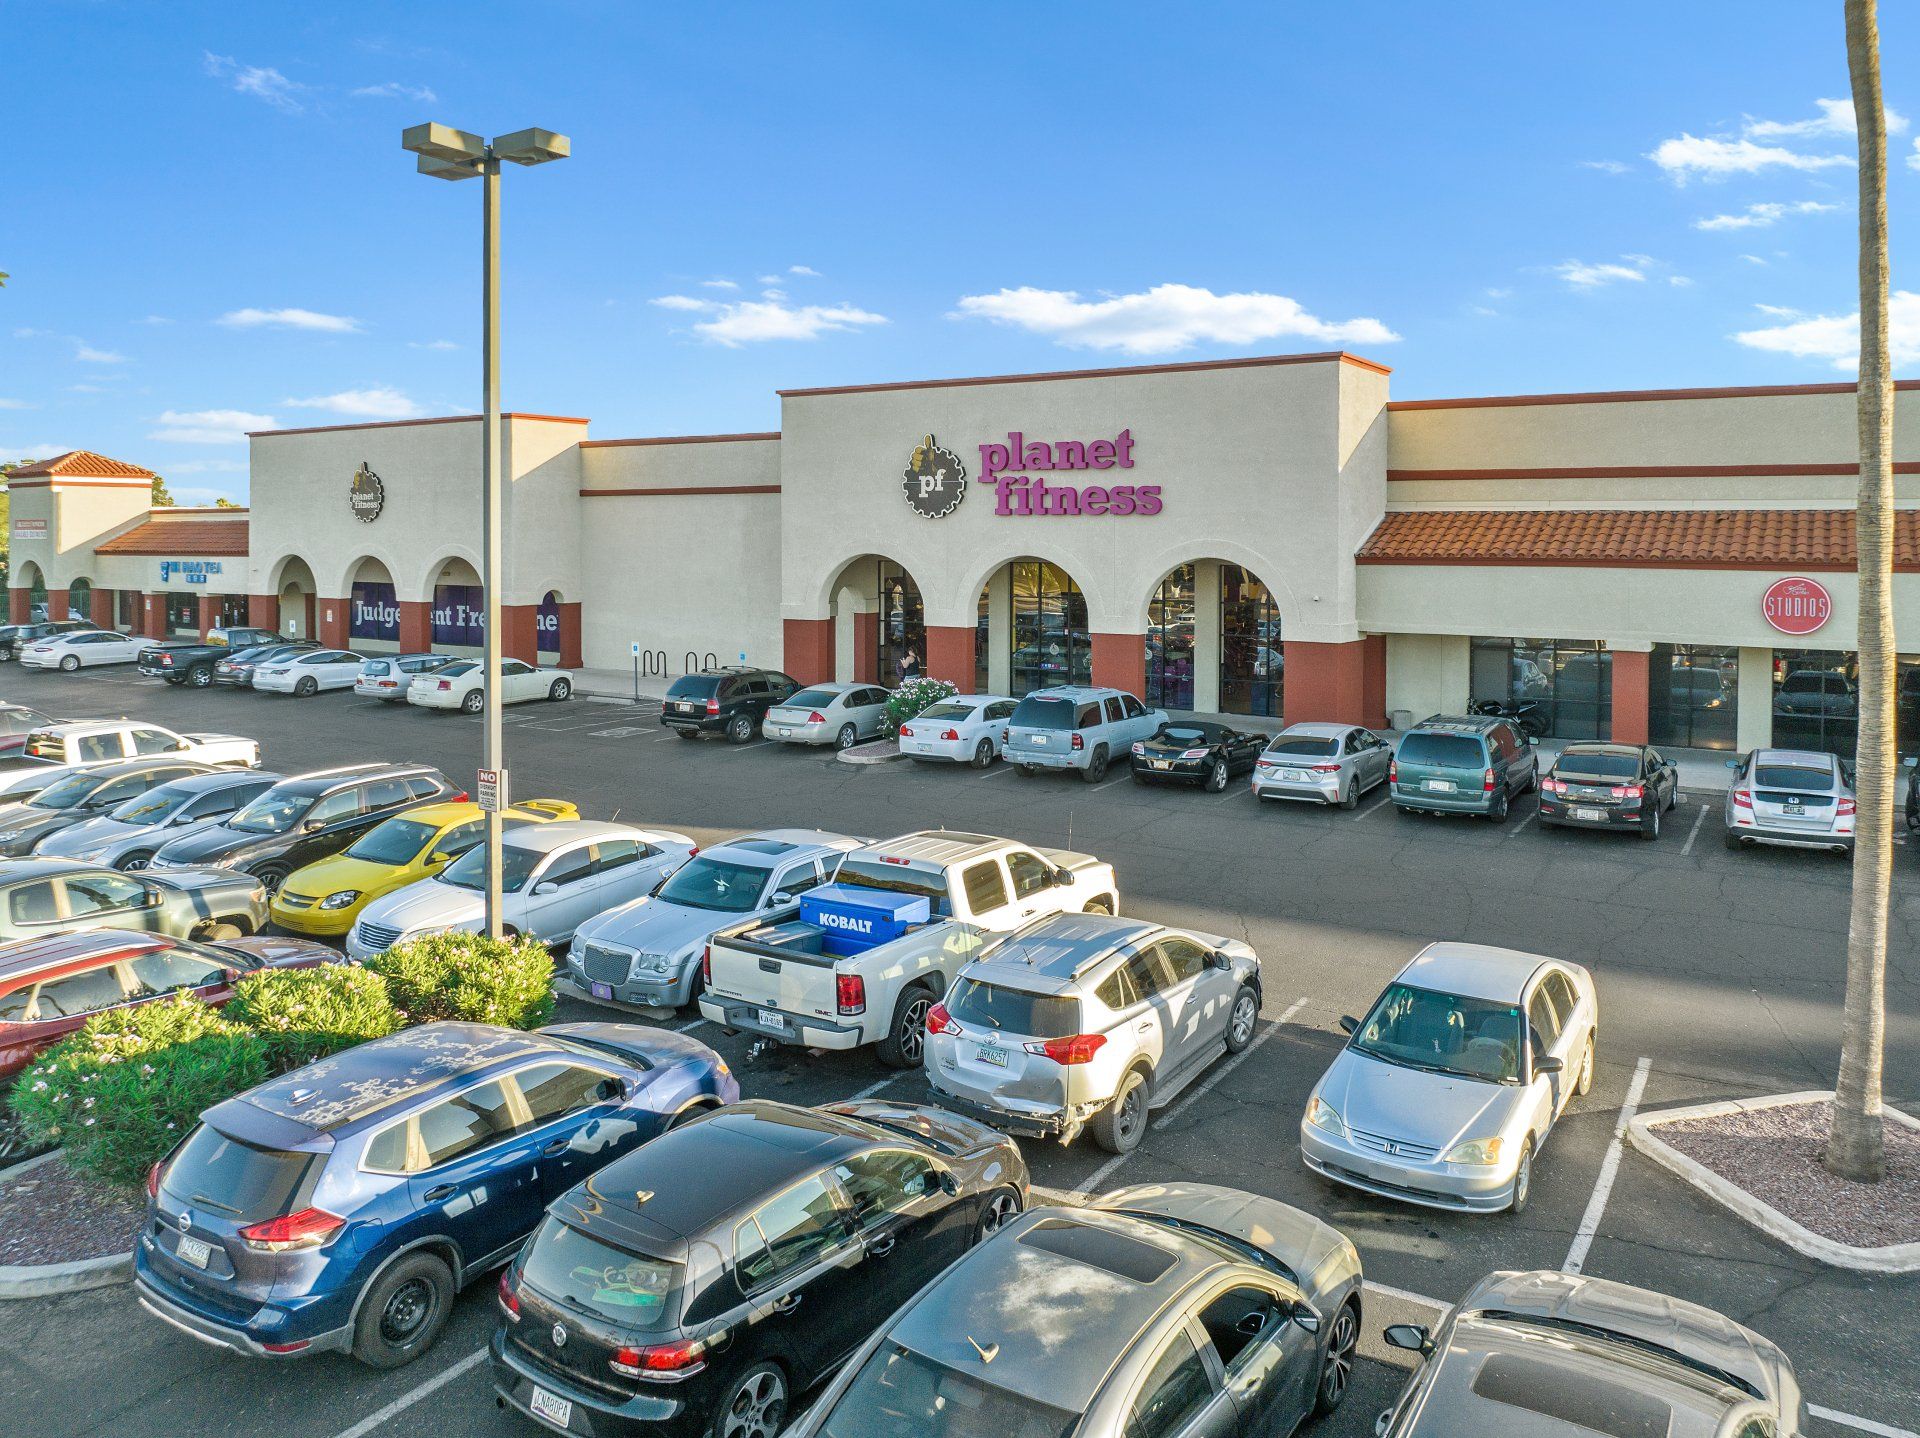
174, 741, 193, 752
1339, 1015, 1359, 1036
429, 852, 452, 866
1535, 1055, 1564, 1075
772, 890, 799, 905
936, 1168, 960, 1197
1725, 759, 1740, 770
1375, 1410, 1392, 1438
1052, 867, 1074, 887
303, 819, 326, 833
1383, 1323, 1434, 1357
142, 887, 163, 908
1206, 950, 1232, 970
533, 880, 560, 896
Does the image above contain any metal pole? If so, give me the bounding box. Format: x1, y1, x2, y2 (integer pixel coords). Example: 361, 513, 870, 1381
481, 152, 505, 939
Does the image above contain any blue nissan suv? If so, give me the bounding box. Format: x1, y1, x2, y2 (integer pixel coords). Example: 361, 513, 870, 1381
134, 1020, 738, 1368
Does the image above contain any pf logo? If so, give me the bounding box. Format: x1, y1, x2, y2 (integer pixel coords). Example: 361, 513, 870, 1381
902, 434, 966, 519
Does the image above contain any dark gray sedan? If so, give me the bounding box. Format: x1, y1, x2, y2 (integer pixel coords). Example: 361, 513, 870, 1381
0, 858, 268, 942
784, 1181, 1364, 1438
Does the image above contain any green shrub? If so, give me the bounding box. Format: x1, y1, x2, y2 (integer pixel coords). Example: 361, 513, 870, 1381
226, 964, 403, 1070
9, 996, 268, 1190
368, 930, 556, 1030
883, 677, 957, 738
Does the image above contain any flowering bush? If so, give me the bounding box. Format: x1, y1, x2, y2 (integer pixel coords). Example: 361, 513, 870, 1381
225, 964, 402, 1070
366, 930, 556, 1030
883, 677, 957, 738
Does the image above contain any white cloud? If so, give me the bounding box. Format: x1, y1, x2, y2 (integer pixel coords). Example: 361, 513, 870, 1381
167, 458, 248, 475
1910, 137, 1920, 173
1669, 275, 1694, 287
409, 338, 459, 350
67, 383, 111, 394
1695, 199, 1840, 231
760, 287, 789, 301
757, 274, 783, 286
140, 315, 172, 326
150, 408, 277, 444
0, 399, 35, 410
1649, 133, 1853, 180
700, 278, 739, 291
678, 299, 888, 346
1483, 287, 1513, 300
219, 307, 363, 333
949, 283, 1397, 355
1745, 97, 1908, 139
650, 294, 709, 312
75, 344, 126, 363
203, 53, 305, 113
0, 439, 85, 462
1732, 291, 1920, 370
1740, 254, 1770, 266
283, 386, 421, 419
789, 265, 821, 277
350, 81, 437, 102
1581, 160, 1632, 174
1553, 259, 1649, 289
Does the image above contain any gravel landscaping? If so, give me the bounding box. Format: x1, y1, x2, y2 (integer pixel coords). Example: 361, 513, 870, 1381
0, 1160, 145, 1267
1659, 1099, 1920, 1250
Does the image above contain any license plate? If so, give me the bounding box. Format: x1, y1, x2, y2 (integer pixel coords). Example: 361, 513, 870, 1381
1573, 807, 1605, 822
529, 1388, 572, 1429
1031, 735, 1048, 744
774, 727, 791, 737
590, 982, 614, 1000
757, 1008, 789, 1031
176, 1234, 212, 1268
1283, 769, 1306, 782
976, 1042, 1008, 1067
1784, 802, 1805, 815
1422, 779, 1456, 793
1151, 759, 1169, 770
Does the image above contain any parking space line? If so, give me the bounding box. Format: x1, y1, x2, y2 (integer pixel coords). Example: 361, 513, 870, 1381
1562, 1055, 1651, 1275
848, 1076, 899, 1102
1811, 1406, 1920, 1438
672, 1018, 713, 1036
1504, 811, 1537, 837
325, 1346, 488, 1438
1351, 794, 1391, 820
724, 740, 776, 755
973, 763, 1016, 780
1681, 803, 1710, 855
1155, 995, 1308, 1131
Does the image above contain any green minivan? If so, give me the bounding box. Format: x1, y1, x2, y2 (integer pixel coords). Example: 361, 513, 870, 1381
1390, 715, 1539, 821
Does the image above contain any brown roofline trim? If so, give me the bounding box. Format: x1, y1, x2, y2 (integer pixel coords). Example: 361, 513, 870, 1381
247, 412, 591, 438
580, 484, 781, 498
1388, 378, 1920, 411
96, 545, 252, 557
1389, 462, 1920, 481
777, 351, 1391, 398
579, 432, 780, 449
147, 505, 250, 514
1358, 555, 1918, 573
4, 478, 155, 491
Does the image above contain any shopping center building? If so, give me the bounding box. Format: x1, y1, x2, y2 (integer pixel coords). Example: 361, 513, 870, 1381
7, 350, 1918, 755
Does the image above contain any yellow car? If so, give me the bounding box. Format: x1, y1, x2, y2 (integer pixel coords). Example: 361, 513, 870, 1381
270, 798, 578, 937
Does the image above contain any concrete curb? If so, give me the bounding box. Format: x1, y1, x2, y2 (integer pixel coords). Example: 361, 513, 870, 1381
837, 740, 907, 766
0, 1151, 134, 1299
1628, 1089, 1920, 1274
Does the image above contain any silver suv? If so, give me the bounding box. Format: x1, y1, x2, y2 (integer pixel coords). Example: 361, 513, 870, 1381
1723, 748, 1856, 853
1003, 686, 1166, 782
925, 912, 1261, 1152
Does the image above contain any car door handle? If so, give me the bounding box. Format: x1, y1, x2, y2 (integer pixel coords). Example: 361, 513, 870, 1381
867, 1236, 896, 1257
423, 1184, 457, 1202
541, 1137, 571, 1156
770, 1292, 803, 1315
1136, 1020, 1153, 1033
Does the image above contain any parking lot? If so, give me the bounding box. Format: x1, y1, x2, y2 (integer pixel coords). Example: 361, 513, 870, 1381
4, 660, 1917, 1438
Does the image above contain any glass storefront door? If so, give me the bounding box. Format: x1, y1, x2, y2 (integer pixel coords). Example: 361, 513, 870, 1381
1649, 644, 1738, 751
1147, 565, 1195, 710
1219, 566, 1281, 717
165, 593, 199, 635
875, 560, 924, 686
1471, 637, 1612, 740
1770, 648, 1920, 758
977, 562, 1089, 698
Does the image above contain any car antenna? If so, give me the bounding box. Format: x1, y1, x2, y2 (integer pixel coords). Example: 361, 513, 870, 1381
966, 1336, 999, 1364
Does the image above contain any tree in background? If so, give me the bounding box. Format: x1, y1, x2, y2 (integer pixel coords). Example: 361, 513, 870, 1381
151, 474, 175, 507
0, 459, 19, 586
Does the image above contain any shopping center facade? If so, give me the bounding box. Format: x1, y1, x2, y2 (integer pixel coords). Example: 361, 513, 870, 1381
8, 350, 1918, 755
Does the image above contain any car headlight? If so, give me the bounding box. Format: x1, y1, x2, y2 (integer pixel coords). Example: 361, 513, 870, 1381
1306, 1097, 1347, 1137
319, 890, 362, 910
631, 952, 674, 977
0, 831, 22, 844
1443, 1136, 1504, 1166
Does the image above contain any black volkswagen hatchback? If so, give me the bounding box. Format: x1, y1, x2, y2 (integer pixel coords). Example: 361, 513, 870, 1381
491, 1099, 1027, 1438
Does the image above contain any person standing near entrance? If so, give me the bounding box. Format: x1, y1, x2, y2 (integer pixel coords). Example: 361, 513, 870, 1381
897, 643, 922, 685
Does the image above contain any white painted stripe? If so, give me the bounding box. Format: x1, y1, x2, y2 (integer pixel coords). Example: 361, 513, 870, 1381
1361, 1279, 1446, 1310
672, 1018, 713, 1036
1563, 1055, 1652, 1275
1505, 811, 1537, 837
1681, 802, 1710, 855
723, 740, 776, 754
1070, 1148, 1135, 1199
325, 1346, 488, 1438
1155, 996, 1308, 1130
1811, 1404, 1920, 1438
1351, 794, 1391, 820
848, 1076, 898, 1102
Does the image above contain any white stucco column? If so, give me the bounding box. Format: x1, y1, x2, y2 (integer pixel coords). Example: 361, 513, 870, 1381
1192, 561, 1222, 714
986, 566, 1012, 695
1736, 647, 1775, 752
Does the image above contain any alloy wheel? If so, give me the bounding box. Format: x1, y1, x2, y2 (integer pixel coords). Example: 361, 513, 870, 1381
1207, 759, 1228, 792
1230, 992, 1257, 1047
981, 1190, 1022, 1236
1115, 1084, 1144, 1144
719, 1368, 787, 1438
898, 994, 932, 1064
1320, 1304, 1358, 1408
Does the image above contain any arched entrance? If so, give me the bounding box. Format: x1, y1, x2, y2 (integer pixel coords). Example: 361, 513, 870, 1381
273, 556, 317, 639
825, 556, 925, 685
1145, 560, 1283, 717
346, 557, 399, 649
67, 577, 92, 625
428, 557, 484, 652
975, 559, 1091, 697
13, 560, 47, 621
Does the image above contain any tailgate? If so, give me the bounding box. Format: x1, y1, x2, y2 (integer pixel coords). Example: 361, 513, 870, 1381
707, 933, 838, 1015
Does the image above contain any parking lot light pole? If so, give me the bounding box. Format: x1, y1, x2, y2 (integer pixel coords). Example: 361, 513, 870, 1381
400, 123, 570, 939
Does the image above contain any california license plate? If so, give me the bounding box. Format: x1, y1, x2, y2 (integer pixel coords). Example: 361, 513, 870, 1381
1784, 802, 1805, 815
176, 1234, 212, 1268
1573, 807, 1604, 822
757, 1008, 789, 1031
590, 982, 614, 1000
1152, 759, 1169, 770
1283, 769, 1306, 781
774, 727, 791, 737
1423, 779, 1455, 793
1031, 735, 1048, 744
530, 1387, 572, 1429
976, 1041, 1008, 1067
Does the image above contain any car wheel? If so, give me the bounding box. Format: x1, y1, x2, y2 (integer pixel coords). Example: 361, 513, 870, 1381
667, 1100, 716, 1131
193, 921, 244, 942
59, 655, 79, 672
1575, 1035, 1596, 1097
709, 1360, 788, 1438
350, 1251, 453, 1368
1723, 827, 1743, 851
1080, 745, 1109, 783
461, 689, 484, 714
675, 728, 699, 740
1339, 778, 1359, 810
726, 713, 754, 744
188, 665, 214, 688
1508, 1138, 1534, 1214
877, 985, 936, 1069
1488, 788, 1510, 823
117, 851, 153, 872
548, 678, 571, 701
971, 738, 995, 768
835, 722, 858, 750
975, 1188, 1023, 1243
1312, 1299, 1361, 1416
1082, 895, 1114, 915
1204, 757, 1229, 793
1224, 985, 1259, 1053
1640, 804, 1661, 841
252, 864, 289, 897
294, 675, 318, 697
1092, 1068, 1150, 1154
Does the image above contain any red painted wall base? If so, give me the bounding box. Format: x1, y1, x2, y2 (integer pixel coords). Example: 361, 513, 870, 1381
784, 618, 834, 685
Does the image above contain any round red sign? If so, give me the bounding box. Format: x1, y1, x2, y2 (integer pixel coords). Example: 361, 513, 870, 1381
1762, 576, 1832, 636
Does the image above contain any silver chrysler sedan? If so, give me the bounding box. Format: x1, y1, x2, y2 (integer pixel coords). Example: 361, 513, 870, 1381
1300, 942, 1598, 1214
782, 1182, 1366, 1438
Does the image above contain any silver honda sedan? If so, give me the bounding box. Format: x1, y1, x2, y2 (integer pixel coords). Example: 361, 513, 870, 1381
1723, 747, 1856, 853
1300, 942, 1598, 1214
1252, 722, 1393, 808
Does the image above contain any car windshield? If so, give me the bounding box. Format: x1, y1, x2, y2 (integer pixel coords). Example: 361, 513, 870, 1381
654, 856, 771, 912
345, 818, 441, 866
945, 978, 1080, 1038
916, 701, 975, 721
229, 788, 312, 835
1264, 735, 1339, 756
819, 1343, 1078, 1438
109, 782, 197, 825
1351, 982, 1524, 1084
1754, 764, 1832, 791
1556, 753, 1640, 780
26, 772, 106, 810
519, 1216, 681, 1329
160, 1125, 320, 1223
1397, 733, 1485, 768
783, 688, 841, 708
439, 841, 541, 893
1009, 696, 1076, 730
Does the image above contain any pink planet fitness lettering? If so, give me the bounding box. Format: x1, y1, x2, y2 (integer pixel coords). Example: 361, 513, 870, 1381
977, 429, 1161, 517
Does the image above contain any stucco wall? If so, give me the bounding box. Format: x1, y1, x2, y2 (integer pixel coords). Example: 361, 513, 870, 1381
1384, 632, 1470, 725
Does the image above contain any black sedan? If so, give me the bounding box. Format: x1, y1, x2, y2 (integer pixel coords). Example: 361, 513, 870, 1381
1539, 742, 1680, 839
1131, 720, 1269, 792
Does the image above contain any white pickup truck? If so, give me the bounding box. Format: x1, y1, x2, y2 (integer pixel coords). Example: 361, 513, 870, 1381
698, 830, 1120, 1067
0, 721, 261, 801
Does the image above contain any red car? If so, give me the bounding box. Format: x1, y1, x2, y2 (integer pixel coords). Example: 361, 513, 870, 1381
0, 928, 335, 1160
0, 704, 54, 759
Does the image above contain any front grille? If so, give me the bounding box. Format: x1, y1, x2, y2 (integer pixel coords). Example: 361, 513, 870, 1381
275, 892, 315, 910
355, 921, 403, 951
1349, 1127, 1440, 1162
579, 944, 632, 985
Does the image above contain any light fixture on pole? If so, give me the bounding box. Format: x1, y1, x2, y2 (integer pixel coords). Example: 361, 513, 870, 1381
400, 120, 570, 939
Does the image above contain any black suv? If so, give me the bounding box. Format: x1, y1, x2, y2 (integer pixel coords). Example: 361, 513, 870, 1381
661, 667, 799, 743
0, 620, 88, 662
146, 762, 461, 894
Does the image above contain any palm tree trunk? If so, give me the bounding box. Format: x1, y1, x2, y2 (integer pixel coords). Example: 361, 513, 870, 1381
1829, 0, 1891, 1183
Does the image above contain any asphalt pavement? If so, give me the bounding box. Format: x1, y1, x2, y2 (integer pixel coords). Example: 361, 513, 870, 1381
2, 660, 1915, 1438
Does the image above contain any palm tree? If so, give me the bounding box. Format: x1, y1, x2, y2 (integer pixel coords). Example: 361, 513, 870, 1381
1829, 0, 1892, 1183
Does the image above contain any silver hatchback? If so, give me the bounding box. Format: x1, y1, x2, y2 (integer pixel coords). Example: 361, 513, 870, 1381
925, 912, 1261, 1153
1724, 748, 1856, 853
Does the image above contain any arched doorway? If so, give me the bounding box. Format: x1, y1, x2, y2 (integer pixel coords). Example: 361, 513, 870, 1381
825, 556, 925, 686
67, 577, 92, 625
274, 556, 317, 639
14, 560, 47, 619
975, 560, 1091, 697
1145, 560, 1282, 717
346, 557, 399, 649
428, 557, 484, 652
538, 589, 563, 658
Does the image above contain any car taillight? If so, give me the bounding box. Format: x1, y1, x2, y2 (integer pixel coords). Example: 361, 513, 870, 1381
146, 1160, 163, 1199
498, 1269, 521, 1320
899, 726, 913, 738
926, 1002, 959, 1036
1732, 788, 1754, 809
1310, 763, 1340, 773
239, 1207, 345, 1252
1026, 1033, 1107, 1065
836, 972, 866, 1015
1483, 767, 1497, 792
1182, 749, 1209, 760
1613, 784, 1643, 800
706, 697, 720, 715
1071, 732, 1085, 751
161, 655, 174, 666
1839, 797, 1858, 816
611, 1336, 710, 1379
808, 711, 826, 723
941, 729, 960, 742
701, 945, 712, 983
1388, 759, 1398, 784
1542, 778, 1565, 794
436, 679, 451, 691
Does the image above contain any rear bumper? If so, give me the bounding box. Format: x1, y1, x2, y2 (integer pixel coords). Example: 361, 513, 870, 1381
1251, 772, 1342, 803
1539, 800, 1648, 830
406, 689, 463, 709
1131, 758, 1208, 784
1391, 783, 1495, 815
1007, 747, 1086, 771
1727, 819, 1853, 850
765, 720, 831, 744
898, 735, 973, 761
660, 712, 727, 734
355, 681, 408, 700
923, 1080, 1078, 1139
133, 1254, 352, 1358
697, 994, 863, 1049
491, 1330, 703, 1438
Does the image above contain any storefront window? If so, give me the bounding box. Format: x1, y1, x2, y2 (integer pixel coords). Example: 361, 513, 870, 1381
1771, 648, 1920, 758
1649, 644, 1738, 751
165, 593, 198, 635
1147, 566, 1195, 710
117, 590, 139, 629
875, 560, 924, 686
1219, 566, 1281, 717
219, 594, 249, 628
1471, 637, 1612, 740
986, 561, 1089, 698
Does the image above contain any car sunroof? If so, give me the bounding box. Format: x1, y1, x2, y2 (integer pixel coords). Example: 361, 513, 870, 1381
1017, 1218, 1177, 1284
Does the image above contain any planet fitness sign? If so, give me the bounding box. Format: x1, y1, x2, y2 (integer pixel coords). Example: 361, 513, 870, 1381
350, 582, 558, 653
978, 429, 1160, 517
1761, 576, 1832, 636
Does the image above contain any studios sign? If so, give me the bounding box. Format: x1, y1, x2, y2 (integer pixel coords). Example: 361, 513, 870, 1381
900, 428, 1161, 520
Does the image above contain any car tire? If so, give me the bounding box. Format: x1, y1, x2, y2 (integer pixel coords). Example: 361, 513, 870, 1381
1339, 778, 1358, 810
164, 675, 184, 686
726, 713, 754, 744
1204, 757, 1229, 793
1640, 804, 1661, 841
1224, 984, 1259, 1053
548, 678, 571, 701
971, 738, 994, 768
1575, 1035, 1596, 1097
1489, 788, 1510, 823
350, 1251, 453, 1369
294, 676, 318, 697
188, 665, 214, 689
667, 1100, 717, 1130
835, 722, 858, 750
975, 1187, 1023, 1243
708, 1360, 788, 1438
1091, 1067, 1150, 1154
876, 985, 936, 1069
1082, 895, 1115, 915
117, 851, 154, 872
675, 728, 699, 740
192, 921, 245, 942
1080, 745, 1109, 784
59, 655, 79, 672
1313, 1298, 1361, 1417
1723, 827, 1743, 851
1508, 1138, 1534, 1214
251, 864, 289, 897
461, 689, 484, 714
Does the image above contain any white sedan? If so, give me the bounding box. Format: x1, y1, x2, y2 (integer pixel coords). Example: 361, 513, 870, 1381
896, 692, 1019, 767
407, 657, 575, 713
763, 682, 891, 749
345, 819, 695, 959
253, 649, 366, 696
19, 630, 145, 671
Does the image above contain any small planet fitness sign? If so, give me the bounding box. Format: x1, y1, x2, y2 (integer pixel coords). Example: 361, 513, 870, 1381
1762, 576, 1832, 636
349, 462, 386, 524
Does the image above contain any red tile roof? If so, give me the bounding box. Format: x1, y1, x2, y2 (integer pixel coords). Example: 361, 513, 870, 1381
6, 450, 158, 480
1357, 508, 1920, 571
95, 515, 250, 557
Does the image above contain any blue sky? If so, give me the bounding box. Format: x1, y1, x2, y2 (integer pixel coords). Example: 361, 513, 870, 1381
3, 1, 1915, 503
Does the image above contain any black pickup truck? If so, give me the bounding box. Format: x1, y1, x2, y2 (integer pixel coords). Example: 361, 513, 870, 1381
136, 626, 282, 687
